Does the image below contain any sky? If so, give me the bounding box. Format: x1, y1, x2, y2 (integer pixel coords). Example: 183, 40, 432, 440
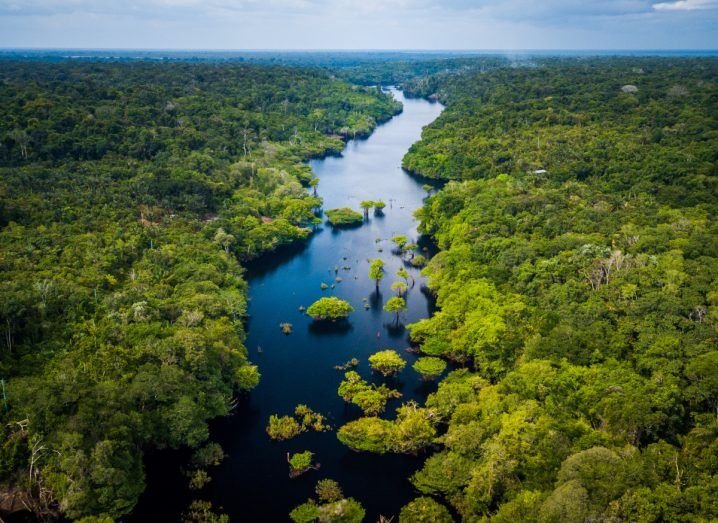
0, 0, 716, 50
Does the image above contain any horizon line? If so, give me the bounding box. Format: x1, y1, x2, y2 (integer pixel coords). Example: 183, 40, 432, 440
1, 47, 718, 52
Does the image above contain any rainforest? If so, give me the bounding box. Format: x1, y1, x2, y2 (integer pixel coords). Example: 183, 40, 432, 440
0, 51, 717, 523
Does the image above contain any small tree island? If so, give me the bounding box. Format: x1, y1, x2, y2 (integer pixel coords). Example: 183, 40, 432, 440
412, 357, 447, 380
325, 207, 363, 227
306, 297, 354, 321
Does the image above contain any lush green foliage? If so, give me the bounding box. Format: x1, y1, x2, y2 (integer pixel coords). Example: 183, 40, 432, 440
412, 357, 447, 380
289, 480, 365, 523
384, 296, 408, 322
401, 58, 718, 520
368, 259, 385, 287
325, 208, 364, 227
391, 281, 408, 297
337, 371, 401, 416
267, 405, 330, 441
306, 297, 354, 321
337, 401, 436, 455
288, 451, 314, 476
398, 497, 452, 523
368, 350, 407, 377
315, 479, 343, 503
0, 60, 398, 519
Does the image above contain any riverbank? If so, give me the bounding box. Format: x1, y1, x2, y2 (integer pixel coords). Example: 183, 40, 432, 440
131, 88, 444, 522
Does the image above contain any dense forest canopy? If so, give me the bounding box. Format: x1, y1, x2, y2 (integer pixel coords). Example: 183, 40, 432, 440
0, 61, 400, 519
1, 52, 717, 523
390, 57, 718, 521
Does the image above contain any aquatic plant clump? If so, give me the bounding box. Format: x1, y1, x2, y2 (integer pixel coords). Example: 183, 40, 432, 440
266, 405, 331, 441
325, 207, 364, 227
306, 297, 354, 321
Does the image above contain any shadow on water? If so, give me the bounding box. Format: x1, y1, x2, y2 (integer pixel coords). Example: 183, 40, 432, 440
368, 288, 383, 310
308, 319, 354, 336
245, 236, 315, 279
131, 88, 445, 523
384, 321, 407, 338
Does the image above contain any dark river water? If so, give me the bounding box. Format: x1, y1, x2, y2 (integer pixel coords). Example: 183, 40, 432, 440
132, 89, 444, 522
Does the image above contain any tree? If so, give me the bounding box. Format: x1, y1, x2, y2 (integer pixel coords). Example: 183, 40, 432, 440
266, 415, 303, 441
391, 281, 408, 297
359, 200, 374, 219
306, 297, 354, 321
309, 177, 319, 196
369, 259, 385, 289
7, 129, 29, 160
315, 479, 343, 503
392, 235, 408, 250
390, 401, 437, 454
685, 351, 718, 412
421, 184, 434, 197
352, 389, 388, 416
289, 480, 365, 523
412, 357, 447, 380
384, 296, 407, 324
337, 417, 394, 454
213, 228, 235, 254
410, 254, 427, 267
183, 500, 229, 523
369, 350, 407, 377
325, 208, 363, 227
288, 451, 316, 478
374, 201, 386, 214
399, 497, 452, 523
397, 267, 413, 288
267, 405, 329, 440
338, 370, 401, 415
191, 443, 225, 468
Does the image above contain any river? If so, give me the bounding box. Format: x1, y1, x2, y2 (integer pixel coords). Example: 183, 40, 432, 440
133, 88, 444, 522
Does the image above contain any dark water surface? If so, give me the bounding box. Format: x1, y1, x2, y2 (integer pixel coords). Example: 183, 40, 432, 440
133, 89, 443, 522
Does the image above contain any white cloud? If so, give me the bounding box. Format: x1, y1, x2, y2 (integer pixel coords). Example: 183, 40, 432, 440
1, 0, 716, 48
653, 0, 718, 10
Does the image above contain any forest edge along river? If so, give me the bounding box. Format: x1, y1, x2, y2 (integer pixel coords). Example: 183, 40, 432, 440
132, 88, 444, 522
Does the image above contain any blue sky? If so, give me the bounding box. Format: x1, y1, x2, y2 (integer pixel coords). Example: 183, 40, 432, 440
0, 0, 716, 50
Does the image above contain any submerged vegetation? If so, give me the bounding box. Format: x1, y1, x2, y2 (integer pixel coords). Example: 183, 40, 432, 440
266, 405, 330, 441
306, 297, 354, 321
325, 207, 364, 227
289, 479, 365, 523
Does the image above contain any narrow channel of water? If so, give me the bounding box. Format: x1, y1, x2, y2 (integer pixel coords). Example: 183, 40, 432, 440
133, 89, 444, 522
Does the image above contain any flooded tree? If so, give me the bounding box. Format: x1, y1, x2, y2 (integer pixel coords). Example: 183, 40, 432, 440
369, 259, 385, 289
369, 350, 407, 377
289, 480, 365, 523
325, 208, 363, 227
360, 200, 374, 219
412, 357, 447, 380
391, 281, 408, 297
399, 497, 452, 522
309, 177, 319, 196
288, 451, 318, 478
397, 267, 414, 288
306, 297, 354, 321
384, 296, 407, 324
